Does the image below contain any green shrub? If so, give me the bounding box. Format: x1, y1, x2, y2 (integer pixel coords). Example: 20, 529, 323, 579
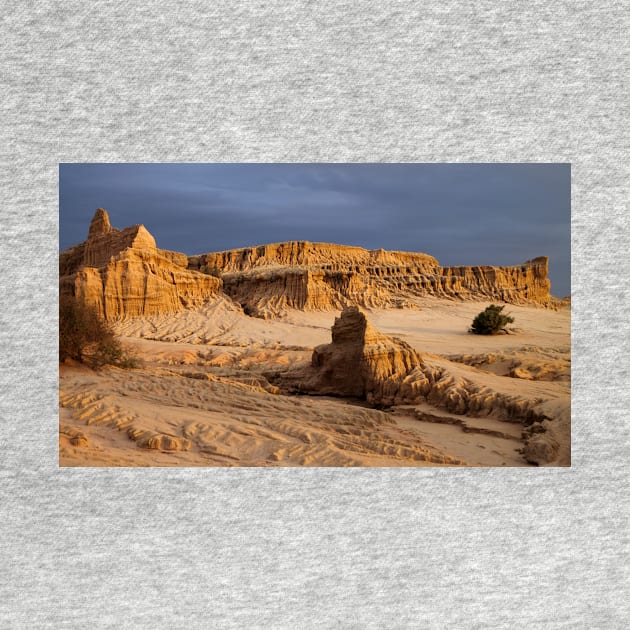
469, 304, 515, 335
59, 295, 140, 368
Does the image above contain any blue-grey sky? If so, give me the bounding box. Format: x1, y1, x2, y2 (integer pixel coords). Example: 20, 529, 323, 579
59, 163, 571, 296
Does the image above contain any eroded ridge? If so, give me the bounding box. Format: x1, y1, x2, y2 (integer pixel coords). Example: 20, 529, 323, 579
60, 209, 554, 322
281, 307, 565, 465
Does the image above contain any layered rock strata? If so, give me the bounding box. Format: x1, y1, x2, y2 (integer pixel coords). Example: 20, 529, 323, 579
188, 241, 439, 273
190, 241, 551, 315
220, 267, 406, 318
61, 211, 552, 321
60, 209, 221, 320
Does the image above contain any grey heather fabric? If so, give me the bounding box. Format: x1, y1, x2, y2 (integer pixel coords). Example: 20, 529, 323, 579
1, 1, 628, 628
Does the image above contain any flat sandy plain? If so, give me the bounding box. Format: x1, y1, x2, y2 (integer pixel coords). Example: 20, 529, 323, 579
59, 297, 570, 467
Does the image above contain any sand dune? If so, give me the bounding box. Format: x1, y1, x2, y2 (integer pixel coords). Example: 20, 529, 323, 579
60, 297, 570, 467
60, 363, 463, 467
115, 295, 331, 349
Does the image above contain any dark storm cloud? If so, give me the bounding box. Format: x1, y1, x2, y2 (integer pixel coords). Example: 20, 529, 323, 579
59, 163, 571, 296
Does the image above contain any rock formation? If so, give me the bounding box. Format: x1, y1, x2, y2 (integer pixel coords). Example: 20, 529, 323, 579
298, 308, 543, 415
289, 306, 560, 463
521, 420, 560, 465
189, 241, 439, 273
60, 209, 221, 320
300, 307, 422, 403
60, 210, 553, 321
219, 267, 406, 318
190, 241, 551, 317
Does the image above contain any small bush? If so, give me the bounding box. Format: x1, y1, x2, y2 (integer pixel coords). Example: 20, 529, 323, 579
469, 304, 514, 335
59, 295, 140, 368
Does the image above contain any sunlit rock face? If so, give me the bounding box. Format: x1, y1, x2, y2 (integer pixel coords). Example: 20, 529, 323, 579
190, 241, 551, 318
60, 209, 552, 321
60, 209, 221, 320
301, 307, 422, 403
298, 308, 551, 448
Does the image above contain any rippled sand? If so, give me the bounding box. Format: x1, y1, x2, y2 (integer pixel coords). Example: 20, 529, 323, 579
60, 298, 570, 467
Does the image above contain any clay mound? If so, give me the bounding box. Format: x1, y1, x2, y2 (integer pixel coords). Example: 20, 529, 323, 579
290, 307, 562, 464
300, 306, 422, 402
60, 209, 221, 320
298, 308, 546, 418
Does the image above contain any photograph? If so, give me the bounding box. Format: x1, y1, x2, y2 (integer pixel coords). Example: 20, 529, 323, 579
6, 1, 628, 625
59, 163, 570, 467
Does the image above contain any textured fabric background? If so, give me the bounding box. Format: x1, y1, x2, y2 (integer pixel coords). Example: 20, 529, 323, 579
1, 2, 628, 628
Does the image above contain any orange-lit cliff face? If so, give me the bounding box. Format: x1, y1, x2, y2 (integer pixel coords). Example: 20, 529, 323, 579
189, 240, 550, 318
59, 209, 221, 320
60, 209, 552, 320
189, 241, 439, 274
211, 253, 550, 318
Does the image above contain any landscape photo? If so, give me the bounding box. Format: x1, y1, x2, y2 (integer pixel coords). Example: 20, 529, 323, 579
59, 163, 571, 467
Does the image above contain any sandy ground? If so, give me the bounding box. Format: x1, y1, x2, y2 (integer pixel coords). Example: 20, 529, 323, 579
60, 297, 570, 467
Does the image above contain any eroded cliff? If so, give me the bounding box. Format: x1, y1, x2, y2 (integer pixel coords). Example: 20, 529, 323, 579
189, 241, 551, 317
60, 209, 221, 320
60, 210, 553, 321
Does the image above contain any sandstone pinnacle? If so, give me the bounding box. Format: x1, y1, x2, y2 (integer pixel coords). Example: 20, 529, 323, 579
88, 208, 112, 238
303, 307, 422, 401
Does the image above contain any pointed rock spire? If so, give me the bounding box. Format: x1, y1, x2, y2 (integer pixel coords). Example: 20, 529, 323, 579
88, 208, 112, 238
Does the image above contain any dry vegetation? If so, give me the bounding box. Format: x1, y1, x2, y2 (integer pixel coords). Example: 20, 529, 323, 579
59, 294, 139, 369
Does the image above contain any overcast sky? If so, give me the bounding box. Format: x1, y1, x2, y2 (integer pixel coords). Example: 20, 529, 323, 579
59, 163, 571, 296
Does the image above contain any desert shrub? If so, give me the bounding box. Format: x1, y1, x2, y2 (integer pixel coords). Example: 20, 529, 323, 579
469, 304, 514, 335
59, 294, 140, 368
